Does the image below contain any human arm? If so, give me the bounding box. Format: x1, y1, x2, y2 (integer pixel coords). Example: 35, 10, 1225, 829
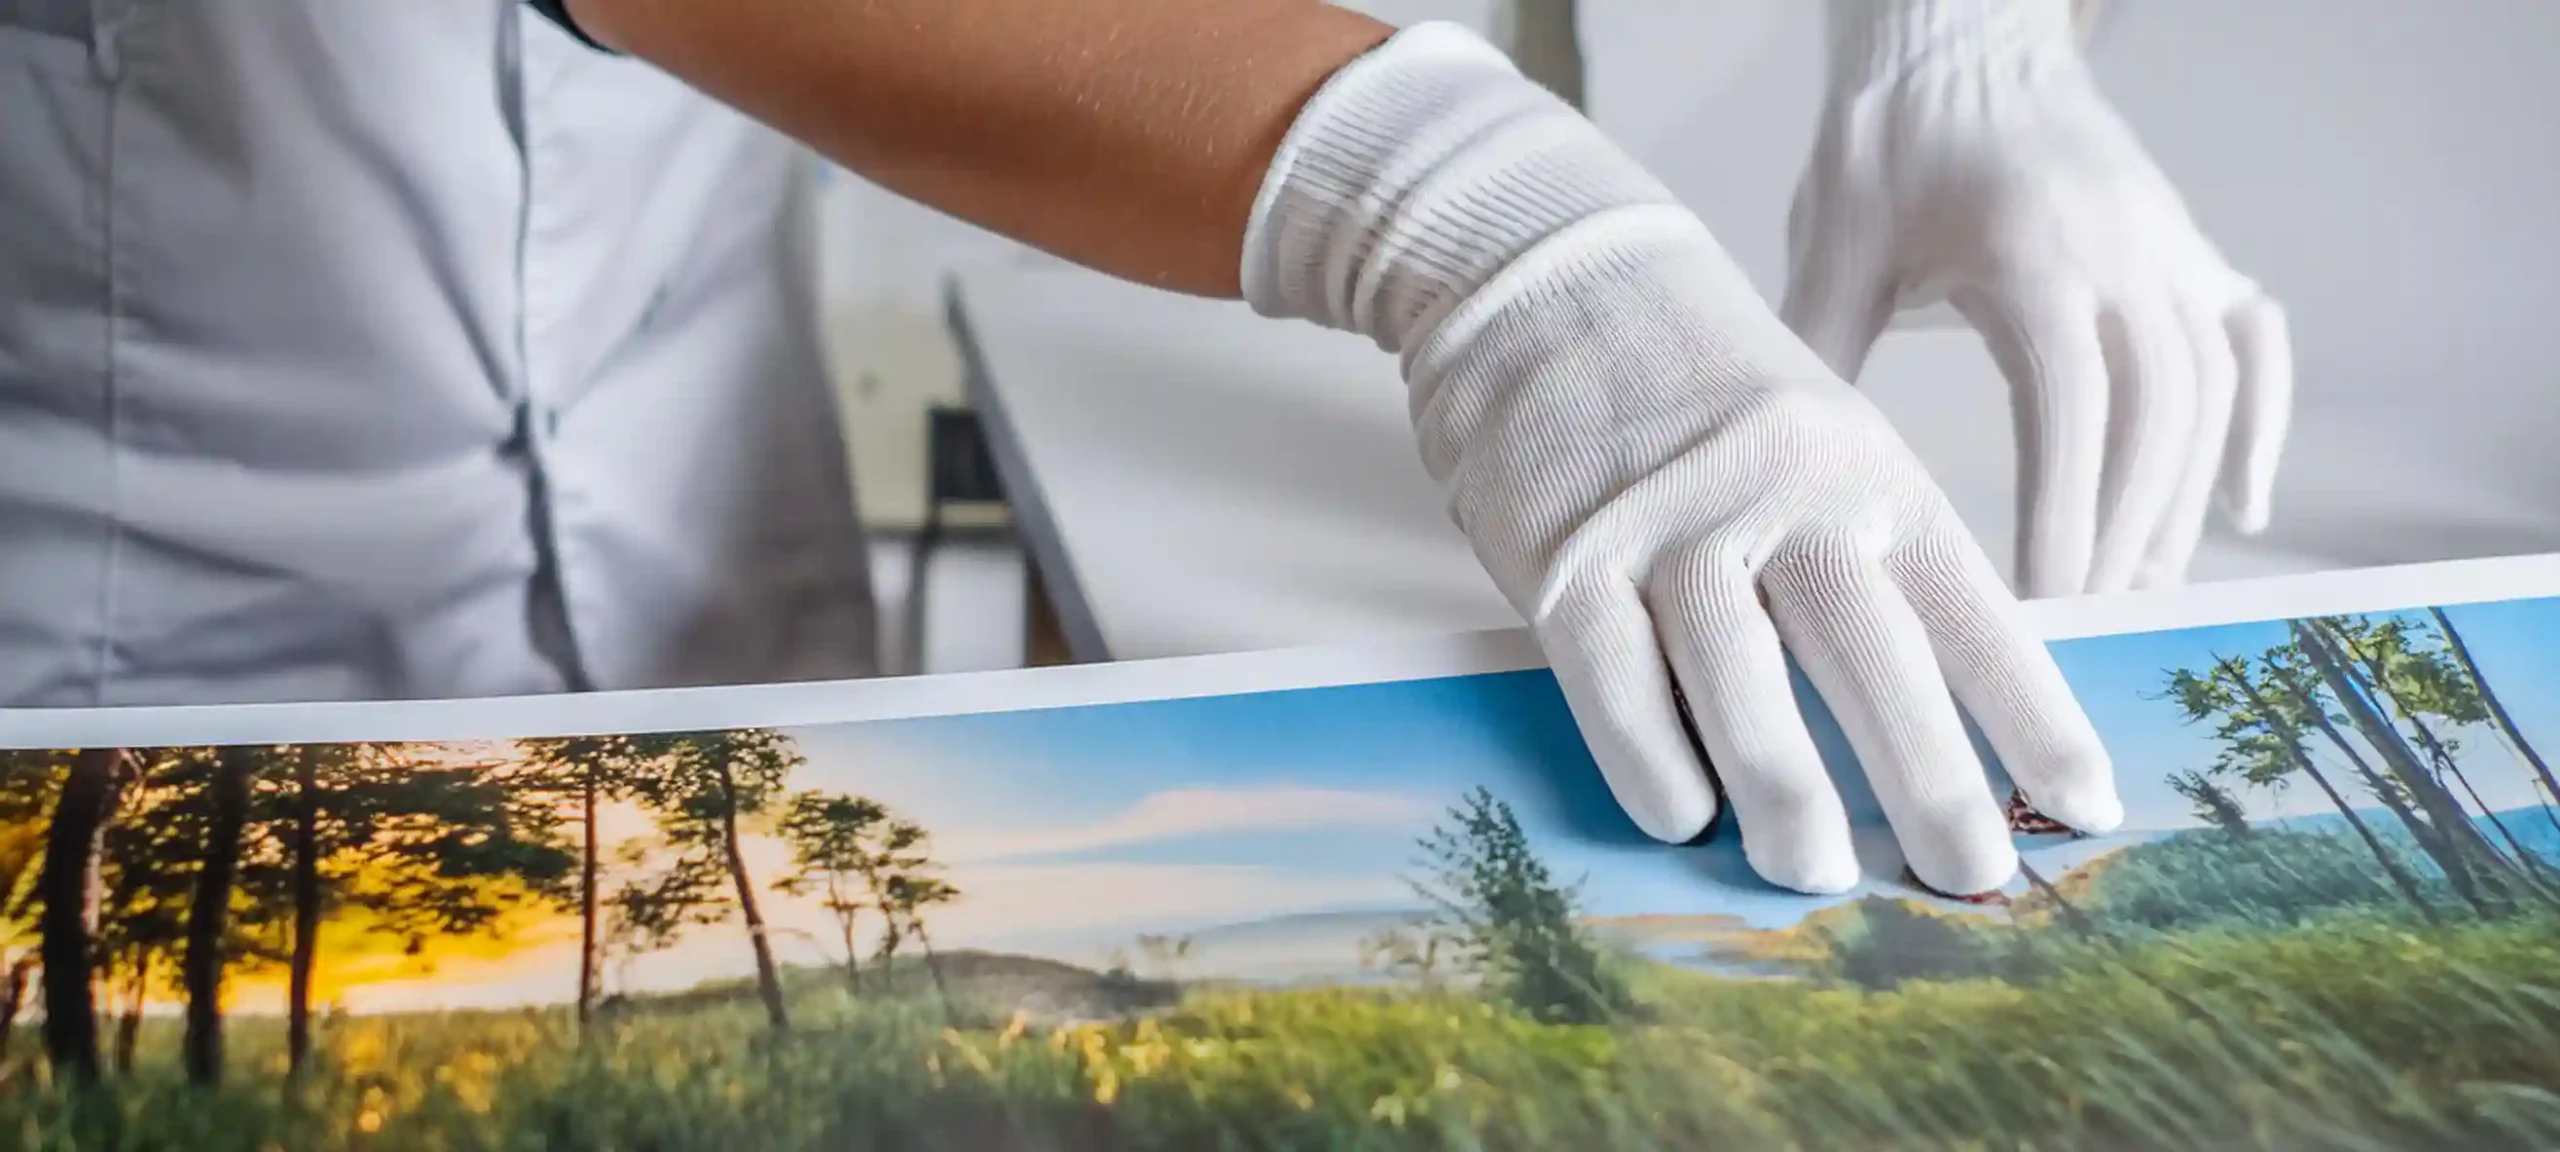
554, 0, 2122, 895
1781, 0, 2294, 598
561, 0, 1391, 297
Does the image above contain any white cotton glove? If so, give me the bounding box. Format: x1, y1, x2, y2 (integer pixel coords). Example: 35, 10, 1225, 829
1784, 0, 2293, 598
1241, 23, 2119, 896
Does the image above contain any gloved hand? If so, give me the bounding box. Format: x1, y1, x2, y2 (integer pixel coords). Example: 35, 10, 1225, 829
1783, 0, 2292, 598
1243, 23, 2119, 896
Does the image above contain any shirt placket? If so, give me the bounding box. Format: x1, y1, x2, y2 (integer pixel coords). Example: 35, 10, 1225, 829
509, 16, 596, 692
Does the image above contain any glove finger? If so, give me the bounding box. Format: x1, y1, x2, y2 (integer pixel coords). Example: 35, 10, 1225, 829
2086, 295, 2198, 595
2134, 300, 2242, 589
1950, 281, 2108, 599
1765, 539, 2016, 898
1534, 580, 1721, 845
2218, 294, 2294, 534
1650, 546, 1858, 895
1890, 518, 2123, 835
1779, 229, 1896, 381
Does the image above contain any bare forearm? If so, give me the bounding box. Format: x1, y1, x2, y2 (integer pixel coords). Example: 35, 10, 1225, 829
570, 0, 1393, 296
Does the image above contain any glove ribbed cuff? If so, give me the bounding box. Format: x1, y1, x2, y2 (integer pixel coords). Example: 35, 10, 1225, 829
1239, 22, 1678, 359
1825, 0, 2078, 89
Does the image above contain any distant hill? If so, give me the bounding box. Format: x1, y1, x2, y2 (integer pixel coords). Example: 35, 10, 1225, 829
1181, 908, 1435, 949
1169, 907, 1812, 985
1145, 908, 1437, 985
2273, 805, 2560, 860
608, 950, 1182, 1025
1585, 911, 1755, 946
1585, 911, 1813, 977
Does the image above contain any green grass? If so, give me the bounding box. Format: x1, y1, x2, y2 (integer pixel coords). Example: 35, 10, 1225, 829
5, 913, 2558, 1151
1622, 912, 2560, 1149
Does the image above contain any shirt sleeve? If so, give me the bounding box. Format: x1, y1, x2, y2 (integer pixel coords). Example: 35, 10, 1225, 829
525, 0, 618, 53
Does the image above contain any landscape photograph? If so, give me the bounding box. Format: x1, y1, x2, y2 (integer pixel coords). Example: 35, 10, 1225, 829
3, 599, 2559, 1149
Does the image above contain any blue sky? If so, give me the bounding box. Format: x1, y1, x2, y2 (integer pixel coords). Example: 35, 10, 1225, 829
779, 596, 2560, 947
2055, 598, 2560, 825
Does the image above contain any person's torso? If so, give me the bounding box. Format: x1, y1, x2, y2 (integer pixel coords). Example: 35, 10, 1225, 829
0, 0, 875, 707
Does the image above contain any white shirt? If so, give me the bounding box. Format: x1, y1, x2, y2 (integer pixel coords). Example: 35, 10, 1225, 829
0, 1, 876, 707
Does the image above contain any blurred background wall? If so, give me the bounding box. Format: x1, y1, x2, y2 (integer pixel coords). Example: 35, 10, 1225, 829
825, 1, 2560, 673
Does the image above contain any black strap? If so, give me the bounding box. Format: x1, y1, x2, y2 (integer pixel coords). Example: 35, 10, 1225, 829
524, 0, 617, 53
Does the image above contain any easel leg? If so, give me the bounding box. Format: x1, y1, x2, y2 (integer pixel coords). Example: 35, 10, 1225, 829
1024, 558, 1072, 667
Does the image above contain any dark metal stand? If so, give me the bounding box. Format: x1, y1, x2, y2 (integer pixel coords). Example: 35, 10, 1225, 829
904, 406, 1009, 674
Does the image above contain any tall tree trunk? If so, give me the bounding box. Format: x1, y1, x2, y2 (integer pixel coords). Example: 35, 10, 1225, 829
2398, 707, 2556, 892
39, 748, 130, 1081
2401, 710, 2516, 861
871, 883, 904, 994
913, 921, 956, 1027
0, 952, 36, 1058
713, 763, 789, 1032
2237, 672, 2442, 922
2304, 755, 2445, 922
2286, 664, 2438, 846
2443, 757, 2560, 900
2343, 760, 2469, 913
2291, 683, 2483, 912
577, 775, 599, 1031
867, 873, 904, 992
2297, 621, 2515, 905
831, 877, 861, 995
113, 951, 149, 1073
2328, 623, 2516, 866
183, 746, 254, 1086
287, 749, 324, 1074
2341, 753, 2441, 857
2433, 607, 2560, 831
913, 921, 951, 1003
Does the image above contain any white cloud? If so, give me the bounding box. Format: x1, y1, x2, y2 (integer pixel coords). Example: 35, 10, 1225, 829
939, 786, 1435, 863
787, 730, 1445, 861
925, 861, 1410, 944
583, 860, 1410, 1001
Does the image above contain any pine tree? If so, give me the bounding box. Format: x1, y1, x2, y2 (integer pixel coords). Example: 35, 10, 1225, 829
1411, 787, 1629, 1024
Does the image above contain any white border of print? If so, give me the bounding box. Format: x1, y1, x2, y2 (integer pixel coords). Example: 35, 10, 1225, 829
10, 552, 2560, 751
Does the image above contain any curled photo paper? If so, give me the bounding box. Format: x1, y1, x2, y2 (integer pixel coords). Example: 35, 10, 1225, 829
6, 554, 2560, 1150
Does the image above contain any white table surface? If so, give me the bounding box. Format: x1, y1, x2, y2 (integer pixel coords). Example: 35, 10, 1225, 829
945, 0, 2560, 663
950, 267, 1510, 662
947, 261, 2527, 664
